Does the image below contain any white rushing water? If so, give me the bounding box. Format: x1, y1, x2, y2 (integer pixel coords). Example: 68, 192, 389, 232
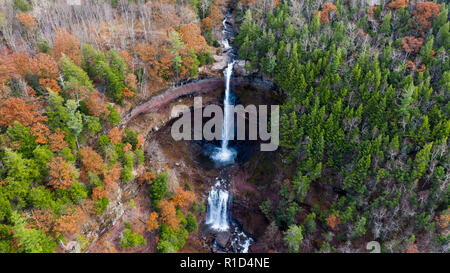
222, 18, 231, 50
231, 228, 254, 253
205, 183, 230, 231
205, 13, 253, 253
222, 39, 231, 50
207, 15, 235, 232
212, 61, 236, 164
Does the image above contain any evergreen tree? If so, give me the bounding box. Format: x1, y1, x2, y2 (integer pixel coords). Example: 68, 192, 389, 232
284, 225, 304, 253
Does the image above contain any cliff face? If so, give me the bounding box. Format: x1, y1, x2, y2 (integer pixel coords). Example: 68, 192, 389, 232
62, 168, 146, 253
122, 78, 224, 125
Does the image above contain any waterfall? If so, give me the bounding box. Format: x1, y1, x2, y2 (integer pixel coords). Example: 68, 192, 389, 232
222, 18, 231, 51
205, 182, 230, 231
212, 61, 236, 164
205, 11, 253, 253
222, 61, 235, 152
210, 11, 237, 166
222, 39, 231, 50
231, 228, 254, 253
206, 14, 235, 232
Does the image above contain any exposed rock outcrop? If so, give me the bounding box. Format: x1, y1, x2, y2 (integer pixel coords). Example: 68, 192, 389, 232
211, 55, 230, 72
215, 231, 231, 249
233, 60, 258, 76
81, 168, 146, 253
121, 78, 224, 125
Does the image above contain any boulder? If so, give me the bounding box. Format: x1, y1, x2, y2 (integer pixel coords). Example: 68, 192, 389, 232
227, 16, 235, 26
60, 240, 81, 253
211, 55, 229, 72
215, 231, 231, 248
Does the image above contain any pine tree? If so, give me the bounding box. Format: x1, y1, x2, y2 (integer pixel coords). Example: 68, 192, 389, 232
107, 49, 127, 81
167, 31, 186, 85
309, 12, 321, 34
436, 22, 449, 49
411, 142, 433, 181
65, 100, 83, 139
283, 225, 304, 253
380, 11, 392, 35
60, 55, 93, 90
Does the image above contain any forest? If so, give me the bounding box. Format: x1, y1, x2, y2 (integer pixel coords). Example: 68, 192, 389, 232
0, 0, 448, 253
234, 0, 448, 253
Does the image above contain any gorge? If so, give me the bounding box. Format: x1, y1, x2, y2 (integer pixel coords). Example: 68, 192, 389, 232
98, 2, 280, 253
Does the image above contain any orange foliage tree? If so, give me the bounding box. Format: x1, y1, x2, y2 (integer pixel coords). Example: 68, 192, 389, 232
49, 128, 68, 152
201, 17, 213, 30
29, 209, 56, 233
411, 2, 441, 36
202, 5, 222, 31
123, 143, 133, 153
416, 64, 426, 72
158, 200, 179, 230
402, 36, 424, 53
436, 214, 449, 229
123, 73, 137, 99
406, 60, 416, 70
0, 97, 46, 127
0, 51, 19, 90
39, 78, 61, 93
146, 212, 159, 232
406, 242, 419, 253
313, 2, 337, 24
178, 23, 210, 55
208, 5, 222, 26
124, 73, 137, 90
138, 171, 156, 185
122, 87, 135, 99
387, 0, 409, 10
273, 0, 280, 8
53, 29, 82, 65
171, 187, 195, 210
54, 207, 87, 235
29, 122, 50, 144
103, 163, 122, 191
10, 51, 30, 78
136, 135, 145, 149
0, 97, 49, 143
120, 50, 133, 71
48, 157, 77, 190
28, 53, 61, 93
158, 44, 176, 81
16, 13, 37, 32
85, 90, 109, 118
92, 186, 108, 199
80, 146, 105, 175
326, 214, 341, 231
135, 42, 165, 90
108, 127, 124, 145
29, 53, 59, 80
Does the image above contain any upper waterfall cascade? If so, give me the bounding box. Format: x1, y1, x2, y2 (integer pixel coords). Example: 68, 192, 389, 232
211, 14, 237, 166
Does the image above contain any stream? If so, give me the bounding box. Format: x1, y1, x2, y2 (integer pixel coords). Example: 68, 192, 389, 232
203, 10, 254, 253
